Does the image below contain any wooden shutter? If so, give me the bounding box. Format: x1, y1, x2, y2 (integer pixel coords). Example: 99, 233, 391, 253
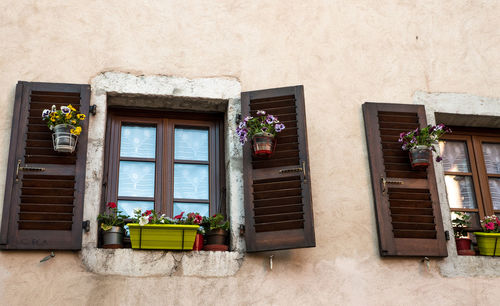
242, 86, 315, 252
0, 81, 90, 250
363, 102, 447, 257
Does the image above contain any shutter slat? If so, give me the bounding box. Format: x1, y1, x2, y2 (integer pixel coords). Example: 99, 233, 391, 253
363, 102, 447, 257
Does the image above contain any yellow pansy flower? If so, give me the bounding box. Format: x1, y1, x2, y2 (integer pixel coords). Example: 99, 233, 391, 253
50, 118, 55, 122
77, 114, 86, 120
66, 113, 72, 119
68, 104, 76, 112
70, 126, 82, 136
71, 119, 77, 124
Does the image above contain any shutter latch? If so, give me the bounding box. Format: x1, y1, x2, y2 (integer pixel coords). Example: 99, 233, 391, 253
279, 161, 307, 181
16, 160, 46, 181
380, 176, 404, 194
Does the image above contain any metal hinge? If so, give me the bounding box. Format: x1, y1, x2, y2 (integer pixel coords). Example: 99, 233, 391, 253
444, 230, 450, 241
82, 220, 90, 232
89, 105, 97, 116
239, 224, 245, 236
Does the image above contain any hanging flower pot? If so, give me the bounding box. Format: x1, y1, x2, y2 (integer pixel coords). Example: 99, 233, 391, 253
52, 124, 78, 153
409, 145, 431, 168
252, 132, 276, 158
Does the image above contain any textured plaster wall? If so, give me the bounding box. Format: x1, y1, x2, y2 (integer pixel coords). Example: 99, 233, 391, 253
1, 0, 500, 305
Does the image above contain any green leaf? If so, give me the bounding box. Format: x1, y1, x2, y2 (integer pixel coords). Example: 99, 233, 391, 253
101, 224, 112, 231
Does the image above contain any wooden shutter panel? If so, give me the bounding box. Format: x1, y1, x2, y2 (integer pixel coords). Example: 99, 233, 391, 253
363, 102, 447, 257
0, 81, 90, 250
242, 85, 315, 252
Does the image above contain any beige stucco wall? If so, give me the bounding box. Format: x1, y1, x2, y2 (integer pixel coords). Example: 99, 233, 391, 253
1, 1, 500, 305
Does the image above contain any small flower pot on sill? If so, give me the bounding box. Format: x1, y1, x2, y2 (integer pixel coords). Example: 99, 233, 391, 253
474, 232, 500, 256
409, 145, 431, 168
128, 223, 199, 250
455, 238, 473, 256
193, 233, 204, 251
252, 133, 276, 158
102, 226, 124, 249
203, 228, 229, 251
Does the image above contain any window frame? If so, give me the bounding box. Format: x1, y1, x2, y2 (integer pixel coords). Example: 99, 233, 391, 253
441, 126, 500, 223
103, 108, 225, 219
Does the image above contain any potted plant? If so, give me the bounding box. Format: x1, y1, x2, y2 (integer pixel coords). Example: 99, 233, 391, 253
451, 212, 473, 255
236, 110, 285, 158
41, 104, 86, 153
474, 215, 500, 256
97, 202, 129, 249
202, 214, 229, 251
398, 124, 451, 168
127, 210, 200, 250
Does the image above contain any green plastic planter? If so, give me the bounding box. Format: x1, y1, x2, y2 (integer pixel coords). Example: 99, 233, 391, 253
474, 232, 500, 256
128, 224, 199, 250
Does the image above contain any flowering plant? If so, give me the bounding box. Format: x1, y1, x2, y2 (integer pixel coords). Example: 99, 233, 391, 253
41, 104, 86, 136
202, 213, 229, 231
236, 110, 285, 144
97, 202, 129, 231
451, 212, 471, 238
398, 124, 451, 162
131, 209, 203, 227
480, 215, 500, 233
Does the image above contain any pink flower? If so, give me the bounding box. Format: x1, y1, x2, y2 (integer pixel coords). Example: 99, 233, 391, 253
174, 212, 185, 220
485, 222, 495, 231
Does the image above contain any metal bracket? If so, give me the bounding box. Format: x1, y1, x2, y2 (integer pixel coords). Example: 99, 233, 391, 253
236, 113, 241, 124
239, 224, 245, 236
444, 230, 450, 241
82, 220, 90, 232
40, 252, 55, 263
89, 105, 97, 116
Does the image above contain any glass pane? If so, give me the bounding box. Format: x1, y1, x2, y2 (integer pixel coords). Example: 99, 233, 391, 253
118, 161, 155, 197
173, 202, 210, 217
117, 200, 154, 219
450, 211, 480, 229
482, 143, 500, 174
440, 140, 470, 172
120, 125, 156, 158
488, 178, 500, 210
174, 164, 209, 200
174, 128, 209, 161
444, 175, 477, 209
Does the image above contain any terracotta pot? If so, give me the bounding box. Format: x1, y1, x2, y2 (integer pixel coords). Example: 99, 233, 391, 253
102, 226, 124, 249
193, 233, 204, 251
204, 228, 228, 251
455, 238, 472, 255
252, 133, 276, 158
409, 145, 431, 168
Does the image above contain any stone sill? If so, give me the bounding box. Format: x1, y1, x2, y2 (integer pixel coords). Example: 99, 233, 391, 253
80, 247, 244, 277
440, 254, 500, 277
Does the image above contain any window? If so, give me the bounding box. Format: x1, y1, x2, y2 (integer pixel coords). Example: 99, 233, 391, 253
104, 109, 225, 219
440, 127, 500, 228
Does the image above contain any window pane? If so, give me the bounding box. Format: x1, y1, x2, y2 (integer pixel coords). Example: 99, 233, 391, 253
450, 211, 480, 229
174, 164, 209, 200
482, 143, 500, 174
173, 202, 209, 217
174, 128, 209, 161
440, 140, 470, 172
488, 178, 500, 210
118, 161, 155, 197
117, 200, 154, 218
444, 175, 477, 209
120, 125, 156, 158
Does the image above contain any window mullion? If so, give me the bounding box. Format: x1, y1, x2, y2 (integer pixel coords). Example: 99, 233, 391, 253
470, 136, 491, 217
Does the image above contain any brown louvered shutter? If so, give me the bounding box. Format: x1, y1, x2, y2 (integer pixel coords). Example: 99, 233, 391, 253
363, 102, 447, 257
0, 81, 90, 250
242, 85, 315, 252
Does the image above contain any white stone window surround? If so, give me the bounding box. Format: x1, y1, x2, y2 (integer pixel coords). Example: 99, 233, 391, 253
80, 72, 245, 277
414, 91, 500, 277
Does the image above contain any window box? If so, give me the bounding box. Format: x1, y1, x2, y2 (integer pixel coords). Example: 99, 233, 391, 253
128, 223, 199, 250
474, 232, 500, 256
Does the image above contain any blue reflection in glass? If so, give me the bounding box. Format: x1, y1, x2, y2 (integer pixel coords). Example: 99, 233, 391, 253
117, 200, 154, 219
173, 202, 209, 217
118, 161, 155, 197
174, 164, 209, 200
174, 128, 209, 161
120, 126, 156, 158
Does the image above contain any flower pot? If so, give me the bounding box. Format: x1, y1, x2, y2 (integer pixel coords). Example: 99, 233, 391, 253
127, 223, 199, 250
193, 233, 204, 251
455, 238, 472, 255
409, 145, 431, 168
474, 232, 500, 256
203, 228, 229, 251
102, 226, 124, 249
252, 133, 276, 158
52, 124, 78, 153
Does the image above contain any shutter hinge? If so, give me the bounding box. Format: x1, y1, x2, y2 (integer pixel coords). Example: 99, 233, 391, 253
89, 105, 97, 116
239, 224, 245, 236
82, 220, 90, 232
444, 230, 450, 241
236, 113, 241, 124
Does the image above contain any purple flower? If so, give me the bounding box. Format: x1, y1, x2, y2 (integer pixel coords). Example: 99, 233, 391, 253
261, 127, 268, 132
60, 106, 71, 114
256, 110, 266, 115
41, 109, 51, 119
266, 115, 275, 124
239, 135, 247, 144
436, 156, 443, 162
275, 123, 285, 132
238, 121, 246, 129
244, 116, 253, 122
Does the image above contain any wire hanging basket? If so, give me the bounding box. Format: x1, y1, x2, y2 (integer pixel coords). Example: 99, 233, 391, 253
52, 124, 78, 153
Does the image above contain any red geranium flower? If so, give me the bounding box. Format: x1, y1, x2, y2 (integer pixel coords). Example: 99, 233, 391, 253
107, 202, 117, 209
145, 210, 152, 216
174, 211, 185, 219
